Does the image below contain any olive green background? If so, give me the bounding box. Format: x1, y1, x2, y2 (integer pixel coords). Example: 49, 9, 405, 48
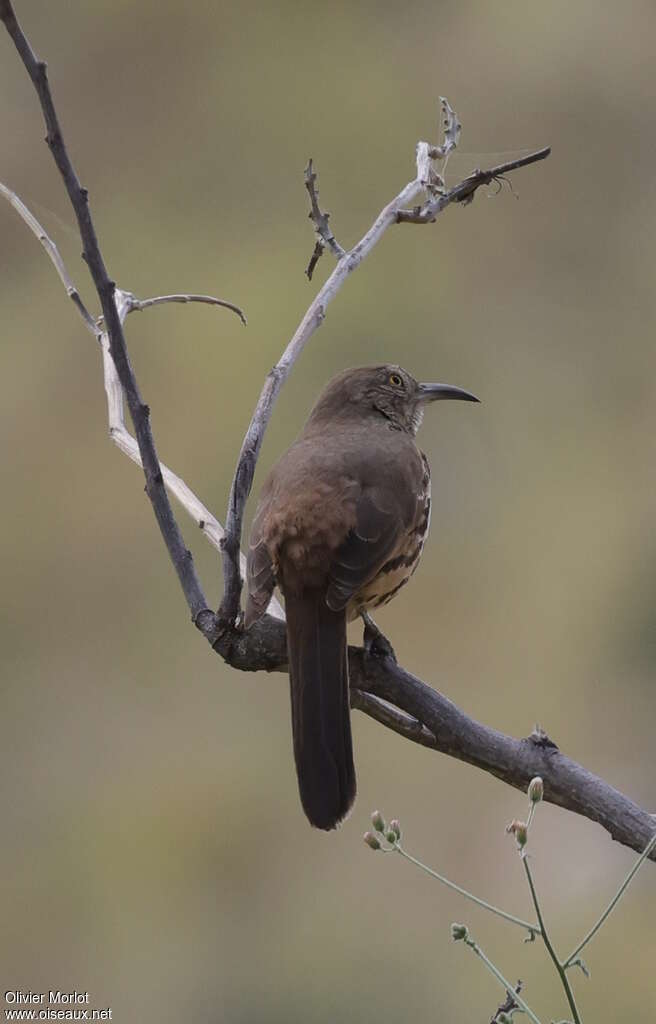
1, 2, 655, 1021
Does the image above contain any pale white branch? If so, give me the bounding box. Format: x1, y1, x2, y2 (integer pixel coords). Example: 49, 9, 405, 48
1, 181, 98, 336
416, 98, 461, 195
127, 292, 247, 326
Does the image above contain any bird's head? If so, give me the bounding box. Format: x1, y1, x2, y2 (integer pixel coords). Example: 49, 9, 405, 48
306, 364, 479, 435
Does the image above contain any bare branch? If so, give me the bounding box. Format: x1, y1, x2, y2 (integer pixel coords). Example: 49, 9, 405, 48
350, 689, 437, 748
210, 618, 656, 862
127, 292, 247, 326
434, 96, 462, 162
416, 97, 462, 194
0, 180, 98, 336
397, 146, 552, 223
304, 158, 346, 280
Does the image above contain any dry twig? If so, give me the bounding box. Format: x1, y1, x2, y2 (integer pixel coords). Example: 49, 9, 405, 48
303, 158, 345, 280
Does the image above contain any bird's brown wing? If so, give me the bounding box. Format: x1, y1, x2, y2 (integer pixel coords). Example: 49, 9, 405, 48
325, 488, 404, 612
244, 501, 276, 628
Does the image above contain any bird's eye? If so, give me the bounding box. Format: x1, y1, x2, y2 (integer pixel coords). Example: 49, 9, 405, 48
389, 373, 403, 387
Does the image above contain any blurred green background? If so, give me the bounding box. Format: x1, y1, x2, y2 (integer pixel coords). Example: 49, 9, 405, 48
1, 1, 655, 1021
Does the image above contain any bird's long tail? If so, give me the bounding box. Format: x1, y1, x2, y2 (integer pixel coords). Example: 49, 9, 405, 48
285, 589, 356, 830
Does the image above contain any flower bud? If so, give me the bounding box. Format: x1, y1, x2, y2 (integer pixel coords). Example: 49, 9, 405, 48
528, 777, 544, 803
371, 810, 386, 833
363, 831, 381, 851
389, 819, 401, 840
506, 819, 528, 848
385, 830, 398, 844
451, 923, 468, 941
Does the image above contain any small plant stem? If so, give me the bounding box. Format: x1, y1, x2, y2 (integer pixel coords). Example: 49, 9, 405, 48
564, 830, 656, 968
526, 802, 537, 829
462, 935, 543, 1024
395, 845, 540, 936
522, 856, 582, 1024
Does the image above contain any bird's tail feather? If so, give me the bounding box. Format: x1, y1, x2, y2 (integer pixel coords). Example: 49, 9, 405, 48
285, 590, 356, 830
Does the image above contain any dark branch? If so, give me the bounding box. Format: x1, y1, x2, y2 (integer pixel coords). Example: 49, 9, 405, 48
397, 146, 552, 223
304, 158, 345, 280
210, 613, 656, 862
350, 688, 437, 748
0, 0, 212, 621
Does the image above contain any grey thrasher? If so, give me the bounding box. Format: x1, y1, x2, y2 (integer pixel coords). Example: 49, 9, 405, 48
245, 365, 478, 830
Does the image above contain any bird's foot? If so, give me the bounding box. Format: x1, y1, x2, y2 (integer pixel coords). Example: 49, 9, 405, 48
361, 612, 397, 663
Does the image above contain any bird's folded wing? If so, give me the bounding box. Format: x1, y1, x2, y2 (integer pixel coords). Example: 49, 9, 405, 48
245, 507, 276, 628
325, 489, 402, 611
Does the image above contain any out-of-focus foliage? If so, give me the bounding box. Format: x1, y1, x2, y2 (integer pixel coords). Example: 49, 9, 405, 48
1, 2, 655, 1021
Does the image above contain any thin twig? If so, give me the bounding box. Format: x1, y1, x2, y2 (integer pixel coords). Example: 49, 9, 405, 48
304, 158, 345, 280
416, 96, 462, 194
396, 845, 540, 937
564, 829, 656, 968
522, 855, 582, 1024
128, 292, 247, 326
350, 689, 436, 747
396, 146, 551, 223
0, 180, 98, 336
458, 933, 543, 1024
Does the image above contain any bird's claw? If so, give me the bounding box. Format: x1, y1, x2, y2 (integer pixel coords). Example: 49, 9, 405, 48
362, 612, 397, 663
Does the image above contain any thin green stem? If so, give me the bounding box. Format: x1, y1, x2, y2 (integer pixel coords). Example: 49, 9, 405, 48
564, 830, 656, 968
395, 845, 540, 936
522, 856, 582, 1024
462, 934, 543, 1024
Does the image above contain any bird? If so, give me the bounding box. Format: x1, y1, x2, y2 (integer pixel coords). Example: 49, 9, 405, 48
244, 364, 478, 830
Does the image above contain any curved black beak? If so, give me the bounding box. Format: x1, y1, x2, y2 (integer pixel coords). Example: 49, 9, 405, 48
417, 382, 480, 404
